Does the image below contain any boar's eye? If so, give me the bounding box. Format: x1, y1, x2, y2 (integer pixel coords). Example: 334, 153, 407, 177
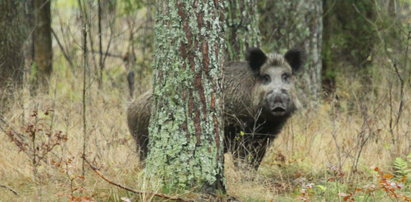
260, 74, 271, 84
282, 73, 291, 82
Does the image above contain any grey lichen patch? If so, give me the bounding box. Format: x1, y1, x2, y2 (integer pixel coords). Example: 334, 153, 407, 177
145, 0, 225, 192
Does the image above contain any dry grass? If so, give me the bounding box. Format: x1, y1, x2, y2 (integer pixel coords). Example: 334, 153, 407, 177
1, 57, 410, 201
1, 1, 411, 201
0, 76, 141, 201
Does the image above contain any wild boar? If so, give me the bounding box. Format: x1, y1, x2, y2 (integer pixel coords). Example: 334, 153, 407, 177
127, 47, 303, 169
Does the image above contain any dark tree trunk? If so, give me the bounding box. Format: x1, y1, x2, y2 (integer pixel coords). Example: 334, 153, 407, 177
146, 0, 226, 193
32, 0, 53, 92
0, 0, 29, 110
321, 0, 336, 97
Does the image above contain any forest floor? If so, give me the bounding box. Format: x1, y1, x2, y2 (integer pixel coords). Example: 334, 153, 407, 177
1, 56, 411, 202
1, 1, 411, 200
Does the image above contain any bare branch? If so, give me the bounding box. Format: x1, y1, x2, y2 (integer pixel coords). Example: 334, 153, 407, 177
51, 28, 74, 69
90, 50, 123, 59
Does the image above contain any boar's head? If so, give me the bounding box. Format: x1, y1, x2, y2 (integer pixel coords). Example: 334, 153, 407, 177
246, 47, 304, 118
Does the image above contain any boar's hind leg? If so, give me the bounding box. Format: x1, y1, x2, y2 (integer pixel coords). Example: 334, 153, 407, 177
138, 142, 148, 163
134, 133, 149, 163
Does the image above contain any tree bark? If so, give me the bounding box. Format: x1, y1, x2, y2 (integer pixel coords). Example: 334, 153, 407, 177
146, 0, 225, 193
321, 0, 335, 96
0, 0, 29, 110
260, 0, 323, 105
225, 0, 260, 61
33, 0, 52, 92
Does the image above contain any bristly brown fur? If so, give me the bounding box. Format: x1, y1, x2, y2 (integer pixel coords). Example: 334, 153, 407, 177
261, 53, 291, 72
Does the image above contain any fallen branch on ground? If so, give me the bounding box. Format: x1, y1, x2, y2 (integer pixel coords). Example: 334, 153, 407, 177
0, 184, 18, 195
81, 155, 192, 202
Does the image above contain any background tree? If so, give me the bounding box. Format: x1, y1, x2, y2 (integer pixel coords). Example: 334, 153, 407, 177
0, 0, 29, 110
225, 0, 260, 61
259, 0, 323, 105
32, 0, 53, 92
100, 0, 117, 22
145, 0, 225, 193
322, 0, 378, 95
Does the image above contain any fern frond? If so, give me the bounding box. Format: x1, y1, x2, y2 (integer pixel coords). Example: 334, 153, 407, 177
393, 157, 409, 178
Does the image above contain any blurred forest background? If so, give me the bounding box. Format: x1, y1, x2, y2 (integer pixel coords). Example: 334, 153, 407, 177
0, 0, 411, 201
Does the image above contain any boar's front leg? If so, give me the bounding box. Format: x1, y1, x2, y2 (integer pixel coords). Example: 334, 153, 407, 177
227, 130, 272, 170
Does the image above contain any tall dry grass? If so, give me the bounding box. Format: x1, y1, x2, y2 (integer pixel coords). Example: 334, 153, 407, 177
1, 52, 410, 201
1, 1, 410, 201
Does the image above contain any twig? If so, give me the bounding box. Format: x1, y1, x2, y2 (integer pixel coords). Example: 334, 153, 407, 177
407, 29, 411, 86
78, 0, 88, 177
90, 50, 123, 59
98, 0, 104, 89
102, 21, 114, 66
0, 116, 30, 157
81, 156, 192, 202
331, 101, 343, 171
51, 28, 74, 69
0, 184, 18, 196
0, 115, 56, 165
353, 3, 406, 141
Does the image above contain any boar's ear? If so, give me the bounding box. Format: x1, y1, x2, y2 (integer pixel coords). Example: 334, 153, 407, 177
284, 49, 304, 73
246, 47, 267, 73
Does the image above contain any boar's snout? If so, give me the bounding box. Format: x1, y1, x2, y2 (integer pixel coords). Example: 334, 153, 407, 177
266, 89, 291, 117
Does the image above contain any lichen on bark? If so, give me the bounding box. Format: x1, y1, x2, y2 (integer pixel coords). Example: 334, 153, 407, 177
145, 0, 225, 193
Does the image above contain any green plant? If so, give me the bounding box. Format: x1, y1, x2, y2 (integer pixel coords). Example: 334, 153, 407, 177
393, 154, 411, 182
